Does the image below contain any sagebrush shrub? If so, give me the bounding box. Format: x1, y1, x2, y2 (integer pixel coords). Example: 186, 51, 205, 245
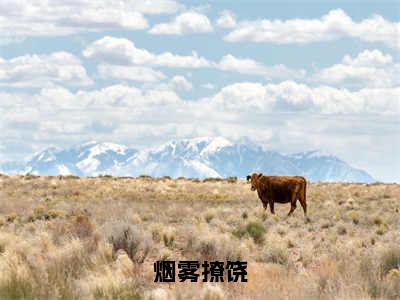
380, 247, 400, 275
246, 222, 266, 244
105, 222, 152, 263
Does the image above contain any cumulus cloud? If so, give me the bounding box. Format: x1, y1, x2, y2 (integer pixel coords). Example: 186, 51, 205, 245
218, 55, 266, 75
149, 11, 213, 35
0, 52, 92, 88
342, 49, 393, 67
217, 54, 306, 79
205, 81, 400, 114
216, 10, 237, 29
84, 37, 399, 86
315, 49, 400, 88
129, 0, 180, 14
23, 85, 182, 112
1, 81, 398, 179
0, 0, 180, 42
83, 36, 211, 68
84, 36, 306, 80
224, 9, 400, 48
169, 75, 193, 90
97, 64, 166, 82
201, 83, 215, 89
1, 81, 397, 128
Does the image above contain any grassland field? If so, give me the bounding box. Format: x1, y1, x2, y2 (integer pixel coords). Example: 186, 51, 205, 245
0, 174, 399, 299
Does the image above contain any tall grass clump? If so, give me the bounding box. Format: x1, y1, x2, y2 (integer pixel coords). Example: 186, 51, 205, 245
380, 247, 400, 275
105, 222, 152, 263
0, 271, 38, 300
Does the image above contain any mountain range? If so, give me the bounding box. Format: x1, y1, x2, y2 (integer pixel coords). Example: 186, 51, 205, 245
0, 137, 375, 182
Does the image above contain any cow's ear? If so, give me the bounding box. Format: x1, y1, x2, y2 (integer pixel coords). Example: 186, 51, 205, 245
246, 175, 251, 181
258, 173, 263, 178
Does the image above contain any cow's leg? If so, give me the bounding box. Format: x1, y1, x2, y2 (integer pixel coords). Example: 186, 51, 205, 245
299, 182, 307, 217
269, 200, 275, 214
262, 200, 268, 210
299, 198, 307, 216
287, 192, 297, 216
287, 202, 296, 216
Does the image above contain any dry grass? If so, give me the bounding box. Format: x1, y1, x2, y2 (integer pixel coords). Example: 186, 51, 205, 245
0, 174, 399, 299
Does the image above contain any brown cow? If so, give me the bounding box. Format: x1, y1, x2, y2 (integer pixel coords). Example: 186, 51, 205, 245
246, 173, 307, 216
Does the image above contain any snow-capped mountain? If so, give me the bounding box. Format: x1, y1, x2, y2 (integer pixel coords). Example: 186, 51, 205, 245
112, 137, 230, 178
1, 141, 137, 176
0, 138, 375, 182
288, 150, 374, 182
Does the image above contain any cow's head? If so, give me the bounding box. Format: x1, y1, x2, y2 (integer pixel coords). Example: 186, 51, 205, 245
247, 173, 263, 191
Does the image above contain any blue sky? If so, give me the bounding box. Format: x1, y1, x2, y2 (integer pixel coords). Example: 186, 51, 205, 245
0, 0, 399, 181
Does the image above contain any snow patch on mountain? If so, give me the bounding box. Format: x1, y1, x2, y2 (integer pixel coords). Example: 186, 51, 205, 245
76, 158, 101, 174
184, 159, 221, 178
57, 165, 72, 175
200, 137, 233, 157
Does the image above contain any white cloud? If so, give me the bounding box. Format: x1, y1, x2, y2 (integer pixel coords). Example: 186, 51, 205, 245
217, 54, 306, 79
206, 81, 400, 114
169, 75, 193, 91
224, 9, 400, 48
5, 80, 395, 122
202, 83, 215, 89
129, 0, 180, 14
83, 36, 211, 68
34, 84, 181, 111
1, 82, 399, 180
342, 49, 393, 67
2, 81, 396, 126
84, 37, 305, 79
216, 10, 237, 29
0, 0, 180, 42
149, 11, 213, 35
97, 64, 166, 82
0, 52, 92, 88
218, 55, 266, 75
315, 49, 400, 88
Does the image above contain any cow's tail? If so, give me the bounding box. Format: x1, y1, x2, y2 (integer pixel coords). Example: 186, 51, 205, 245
300, 177, 307, 216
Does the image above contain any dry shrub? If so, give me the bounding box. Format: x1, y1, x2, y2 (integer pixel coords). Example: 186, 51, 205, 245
226, 176, 237, 183
370, 214, 383, 226
203, 177, 223, 182
195, 237, 218, 259
201, 284, 225, 300
0, 271, 38, 300
0, 233, 96, 299
376, 223, 389, 235
204, 209, 216, 223
149, 224, 175, 248
348, 211, 360, 224
150, 223, 163, 243
337, 224, 347, 235
73, 215, 95, 239
185, 226, 245, 261
162, 228, 175, 248
94, 285, 141, 300
105, 222, 152, 263
144, 288, 169, 300
380, 247, 400, 275
5, 214, 17, 223
262, 244, 288, 265
359, 256, 381, 297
